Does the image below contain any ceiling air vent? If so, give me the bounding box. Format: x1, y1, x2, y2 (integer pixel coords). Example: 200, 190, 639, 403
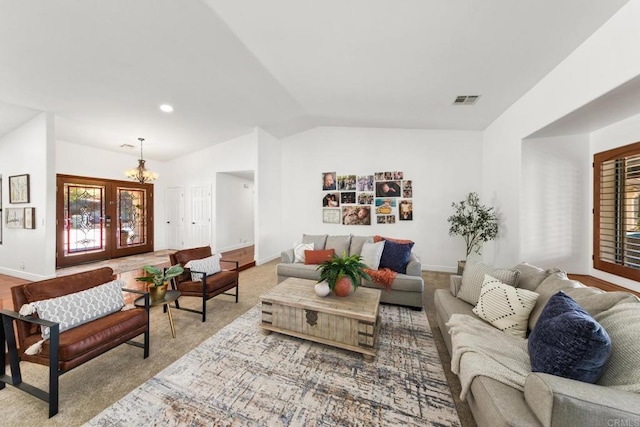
453, 95, 481, 105
120, 143, 135, 149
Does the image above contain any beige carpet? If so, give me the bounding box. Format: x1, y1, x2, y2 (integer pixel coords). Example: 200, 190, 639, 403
2, 262, 475, 427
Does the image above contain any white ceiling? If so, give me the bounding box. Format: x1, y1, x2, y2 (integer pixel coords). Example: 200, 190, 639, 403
0, 0, 631, 161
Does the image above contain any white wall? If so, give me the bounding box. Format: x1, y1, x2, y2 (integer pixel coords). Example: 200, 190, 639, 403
256, 128, 283, 264
216, 173, 254, 251
590, 112, 640, 293
166, 130, 258, 253
0, 113, 56, 280
483, 0, 640, 275
521, 135, 590, 272
280, 126, 483, 272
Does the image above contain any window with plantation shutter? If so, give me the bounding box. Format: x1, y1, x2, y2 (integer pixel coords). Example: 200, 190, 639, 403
594, 141, 640, 280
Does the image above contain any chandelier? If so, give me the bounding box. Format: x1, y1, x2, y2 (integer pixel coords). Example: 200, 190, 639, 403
125, 137, 158, 184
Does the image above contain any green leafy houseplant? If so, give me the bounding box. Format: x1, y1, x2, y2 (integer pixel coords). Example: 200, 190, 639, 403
135, 264, 184, 287
447, 192, 498, 258
317, 252, 372, 296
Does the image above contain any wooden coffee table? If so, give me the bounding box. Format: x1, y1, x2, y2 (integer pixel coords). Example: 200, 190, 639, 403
260, 277, 381, 361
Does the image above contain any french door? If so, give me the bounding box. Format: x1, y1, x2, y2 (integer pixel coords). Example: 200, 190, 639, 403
56, 174, 154, 268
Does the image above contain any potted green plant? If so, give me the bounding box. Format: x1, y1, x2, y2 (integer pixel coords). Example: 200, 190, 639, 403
136, 264, 184, 302
447, 192, 499, 274
316, 252, 372, 297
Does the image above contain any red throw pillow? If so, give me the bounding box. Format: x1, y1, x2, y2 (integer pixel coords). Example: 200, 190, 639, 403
304, 249, 335, 265
374, 235, 414, 244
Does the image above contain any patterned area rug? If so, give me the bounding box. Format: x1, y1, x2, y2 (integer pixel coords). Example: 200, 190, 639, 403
86, 304, 460, 426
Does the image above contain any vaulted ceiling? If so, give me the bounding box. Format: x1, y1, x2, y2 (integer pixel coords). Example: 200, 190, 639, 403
0, 1, 630, 160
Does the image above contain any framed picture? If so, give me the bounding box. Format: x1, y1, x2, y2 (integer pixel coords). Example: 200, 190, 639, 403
9, 174, 30, 204
323, 208, 341, 224
6, 208, 24, 228
24, 207, 36, 229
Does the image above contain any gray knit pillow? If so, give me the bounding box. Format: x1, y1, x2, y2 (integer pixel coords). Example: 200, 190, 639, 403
458, 257, 520, 305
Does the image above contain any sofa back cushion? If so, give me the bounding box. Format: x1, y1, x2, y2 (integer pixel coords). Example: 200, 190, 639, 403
325, 235, 351, 257
302, 234, 328, 251
513, 263, 560, 292
594, 301, 640, 392
349, 235, 374, 257
22, 267, 116, 303
528, 272, 583, 331
458, 257, 520, 305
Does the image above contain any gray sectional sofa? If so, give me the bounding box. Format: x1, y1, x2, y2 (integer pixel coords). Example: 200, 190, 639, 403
276, 234, 424, 309
435, 260, 640, 427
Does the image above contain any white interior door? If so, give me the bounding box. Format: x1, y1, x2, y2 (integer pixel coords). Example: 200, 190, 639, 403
165, 187, 184, 249
189, 185, 212, 248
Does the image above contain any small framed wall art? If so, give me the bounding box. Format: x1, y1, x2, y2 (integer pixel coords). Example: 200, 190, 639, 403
24, 207, 36, 229
6, 208, 24, 228
9, 174, 30, 204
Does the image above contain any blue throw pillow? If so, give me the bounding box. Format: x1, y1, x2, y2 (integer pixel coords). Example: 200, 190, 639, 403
528, 291, 611, 383
378, 240, 414, 274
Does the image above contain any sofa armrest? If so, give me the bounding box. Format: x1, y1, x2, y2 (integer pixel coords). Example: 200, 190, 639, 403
405, 253, 422, 276
450, 275, 463, 296
281, 249, 294, 264
525, 373, 640, 427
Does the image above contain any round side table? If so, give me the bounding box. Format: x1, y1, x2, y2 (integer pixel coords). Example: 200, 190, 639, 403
135, 290, 181, 338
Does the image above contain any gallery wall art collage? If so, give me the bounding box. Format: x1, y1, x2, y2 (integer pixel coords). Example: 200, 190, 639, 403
321, 171, 413, 225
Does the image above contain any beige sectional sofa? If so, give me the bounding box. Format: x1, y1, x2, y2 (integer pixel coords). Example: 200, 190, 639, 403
276, 234, 424, 309
435, 260, 640, 427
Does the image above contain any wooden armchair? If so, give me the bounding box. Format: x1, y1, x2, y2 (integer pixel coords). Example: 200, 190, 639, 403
169, 246, 239, 322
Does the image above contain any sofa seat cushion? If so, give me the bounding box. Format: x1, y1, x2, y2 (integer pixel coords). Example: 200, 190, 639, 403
22, 308, 147, 362
177, 270, 238, 296
528, 292, 611, 384
361, 273, 423, 293
276, 263, 321, 281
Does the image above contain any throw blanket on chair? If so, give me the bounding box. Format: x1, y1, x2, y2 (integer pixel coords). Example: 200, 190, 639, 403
447, 314, 531, 400
363, 268, 397, 291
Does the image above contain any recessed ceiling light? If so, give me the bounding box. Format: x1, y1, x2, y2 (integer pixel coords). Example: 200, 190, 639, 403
159, 104, 174, 113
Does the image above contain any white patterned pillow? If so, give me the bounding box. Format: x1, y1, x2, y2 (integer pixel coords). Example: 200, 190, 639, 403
459, 257, 520, 305
473, 275, 539, 338
360, 241, 385, 270
30, 279, 126, 339
293, 243, 314, 263
186, 253, 222, 281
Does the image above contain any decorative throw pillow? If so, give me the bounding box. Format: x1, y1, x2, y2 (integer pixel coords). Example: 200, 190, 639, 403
360, 241, 386, 270
20, 279, 126, 341
304, 249, 335, 265
186, 253, 222, 281
458, 257, 520, 305
472, 275, 539, 338
292, 243, 314, 263
378, 240, 414, 274
528, 292, 611, 384
349, 235, 374, 257
373, 235, 414, 244
594, 302, 640, 392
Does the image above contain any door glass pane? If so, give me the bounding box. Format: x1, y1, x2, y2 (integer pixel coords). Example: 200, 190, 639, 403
118, 187, 147, 248
64, 184, 105, 255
